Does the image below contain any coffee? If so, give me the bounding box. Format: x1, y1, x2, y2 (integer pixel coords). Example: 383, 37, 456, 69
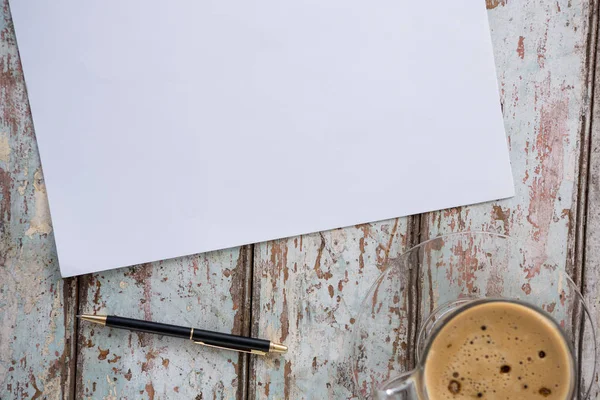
423, 301, 574, 399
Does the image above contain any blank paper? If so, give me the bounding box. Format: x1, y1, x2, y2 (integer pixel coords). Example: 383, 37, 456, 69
10, 0, 514, 277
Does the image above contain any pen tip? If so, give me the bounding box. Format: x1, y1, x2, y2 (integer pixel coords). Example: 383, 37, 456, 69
269, 342, 288, 354
77, 315, 107, 325
76, 315, 81, 318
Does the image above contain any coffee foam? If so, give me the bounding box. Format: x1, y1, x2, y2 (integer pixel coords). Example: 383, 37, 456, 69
423, 301, 574, 399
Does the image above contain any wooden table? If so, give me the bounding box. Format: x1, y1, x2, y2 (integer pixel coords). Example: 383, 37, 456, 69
1, 1, 600, 398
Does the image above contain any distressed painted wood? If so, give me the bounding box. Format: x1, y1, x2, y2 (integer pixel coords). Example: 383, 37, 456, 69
582, 8, 600, 397
0, 2, 78, 398
76, 246, 252, 399
423, 0, 592, 265
421, 0, 596, 395
250, 221, 414, 399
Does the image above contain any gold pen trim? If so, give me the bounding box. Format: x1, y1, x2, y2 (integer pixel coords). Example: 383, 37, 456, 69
194, 341, 267, 356
269, 342, 288, 354
78, 315, 107, 326
190, 328, 194, 340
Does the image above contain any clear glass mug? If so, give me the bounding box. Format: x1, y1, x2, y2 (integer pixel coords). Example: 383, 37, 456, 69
352, 232, 596, 399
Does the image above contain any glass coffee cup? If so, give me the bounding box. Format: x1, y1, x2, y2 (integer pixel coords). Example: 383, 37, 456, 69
352, 232, 596, 399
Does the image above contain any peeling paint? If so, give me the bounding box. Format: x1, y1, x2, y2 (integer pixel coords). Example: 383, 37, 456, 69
252, 221, 409, 398
145, 382, 155, 400
486, 0, 508, 9
76, 250, 246, 398
0, 133, 9, 163
1, 4, 78, 397
525, 98, 568, 278
24, 169, 52, 237
517, 36, 525, 59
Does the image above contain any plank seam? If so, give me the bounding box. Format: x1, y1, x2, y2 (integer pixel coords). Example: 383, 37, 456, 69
240, 244, 254, 400
573, 0, 599, 287
244, 244, 256, 400
407, 214, 422, 370
69, 277, 80, 400
74, 274, 93, 398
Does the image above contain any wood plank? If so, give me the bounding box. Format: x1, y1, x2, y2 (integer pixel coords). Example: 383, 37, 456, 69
582, 0, 600, 396
250, 220, 414, 399
423, 0, 593, 271
0, 2, 78, 398
421, 0, 595, 395
582, 131, 600, 393
76, 246, 252, 399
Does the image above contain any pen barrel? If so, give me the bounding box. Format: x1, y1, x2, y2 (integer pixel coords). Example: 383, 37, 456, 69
191, 329, 271, 353
107, 316, 191, 339
105, 316, 272, 353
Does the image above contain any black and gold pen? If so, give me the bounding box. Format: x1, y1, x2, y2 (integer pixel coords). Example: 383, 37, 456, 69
78, 314, 287, 355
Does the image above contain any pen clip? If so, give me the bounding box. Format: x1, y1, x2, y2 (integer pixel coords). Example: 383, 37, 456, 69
193, 341, 267, 356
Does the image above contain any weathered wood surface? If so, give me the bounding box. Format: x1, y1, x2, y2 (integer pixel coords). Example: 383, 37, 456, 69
76, 247, 252, 399
0, 1, 77, 398
250, 221, 414, 399
2, 0, 600, 399
428, 0, 593, 268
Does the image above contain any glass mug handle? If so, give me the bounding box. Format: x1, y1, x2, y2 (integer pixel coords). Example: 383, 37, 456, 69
376, 370, 421, 400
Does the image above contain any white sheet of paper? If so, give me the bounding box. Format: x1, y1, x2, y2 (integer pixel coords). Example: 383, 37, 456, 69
10, 0, 514, 277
